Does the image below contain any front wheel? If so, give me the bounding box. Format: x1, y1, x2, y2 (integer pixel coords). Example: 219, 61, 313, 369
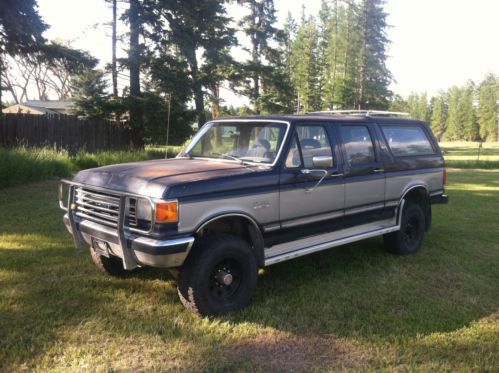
384, 202, 426, 255
177, 234, 258, 316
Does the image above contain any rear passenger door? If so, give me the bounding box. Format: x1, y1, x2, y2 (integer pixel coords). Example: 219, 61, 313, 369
337, 124, 385, 216
279, 123, 344, 225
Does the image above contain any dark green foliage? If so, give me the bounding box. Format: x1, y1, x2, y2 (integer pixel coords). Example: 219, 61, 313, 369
477, 73, 498, 141
430, 93, 447, 140
237, 0, 292, 114
71, 69, 109, 119
357, 0, 392, 109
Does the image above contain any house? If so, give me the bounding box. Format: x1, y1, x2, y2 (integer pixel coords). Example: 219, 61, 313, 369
2, 100, 73, 116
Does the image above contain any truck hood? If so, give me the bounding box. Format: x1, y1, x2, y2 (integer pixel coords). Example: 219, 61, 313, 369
72, 157, 268, 199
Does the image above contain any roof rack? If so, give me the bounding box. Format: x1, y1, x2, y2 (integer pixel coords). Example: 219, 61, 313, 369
306, 110, 410, 117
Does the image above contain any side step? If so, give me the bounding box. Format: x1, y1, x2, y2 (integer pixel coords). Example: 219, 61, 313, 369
264, 218, 400, 266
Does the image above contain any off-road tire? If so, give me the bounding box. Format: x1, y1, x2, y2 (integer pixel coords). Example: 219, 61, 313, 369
177, 234, 258, 316
384, 202, 426, 255
90, 248, 127, 277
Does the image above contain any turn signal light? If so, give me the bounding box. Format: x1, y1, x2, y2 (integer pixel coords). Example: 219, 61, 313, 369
155, 201, 178, 223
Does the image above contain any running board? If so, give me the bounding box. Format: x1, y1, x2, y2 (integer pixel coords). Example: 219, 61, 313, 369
264, 218, 400, 266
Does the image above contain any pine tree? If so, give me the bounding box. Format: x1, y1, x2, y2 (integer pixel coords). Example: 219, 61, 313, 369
407, 92, 429, 121
477, 73, 498, 141
356, 0, 392, 109
430, 92, 447, 140
446, 86, 464, 140
461, 81, 479, 141
238, 0, 283, 114
71, 69, 109, 119
291, 16, 320, 113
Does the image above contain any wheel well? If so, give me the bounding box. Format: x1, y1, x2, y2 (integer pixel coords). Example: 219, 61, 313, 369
403, 186, 431, 231
195, 215, 265, 266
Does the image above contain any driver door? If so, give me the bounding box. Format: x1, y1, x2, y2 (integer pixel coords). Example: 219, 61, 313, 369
279, 124, 345, 228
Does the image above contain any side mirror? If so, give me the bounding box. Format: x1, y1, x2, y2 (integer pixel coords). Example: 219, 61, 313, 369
312, 155, 333, 169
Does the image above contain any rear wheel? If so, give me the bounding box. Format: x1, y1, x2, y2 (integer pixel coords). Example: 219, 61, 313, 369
177, 234, 258, 316
384, 202, 425, 255
90, 248, 127, 277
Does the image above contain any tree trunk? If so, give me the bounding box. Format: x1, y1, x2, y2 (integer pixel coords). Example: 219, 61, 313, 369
0, 53, 3, 113
250, 1, 260, 114
188, 52, 206, 127
129, 0, 143, 148
112, 0, 118, 97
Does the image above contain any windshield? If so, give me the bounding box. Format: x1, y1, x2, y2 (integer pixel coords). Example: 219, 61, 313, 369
181, 121, 288, 164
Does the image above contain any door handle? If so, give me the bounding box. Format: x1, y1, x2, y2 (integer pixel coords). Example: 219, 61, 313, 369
300, 169, 328, 192
373, 168, 384, 173
330, 172, 343, 177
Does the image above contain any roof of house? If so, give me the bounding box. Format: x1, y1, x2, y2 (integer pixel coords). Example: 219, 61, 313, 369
2, 103, 60, 115
23, 100, 73, 110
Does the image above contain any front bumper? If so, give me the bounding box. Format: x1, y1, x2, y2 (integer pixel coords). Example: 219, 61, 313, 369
60, 180, 193, 270
63, 214, 194, 269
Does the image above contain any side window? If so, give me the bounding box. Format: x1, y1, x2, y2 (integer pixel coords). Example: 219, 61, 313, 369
285, 125, 333, 168
339, 125, 375, 166
381, 125, 435, 156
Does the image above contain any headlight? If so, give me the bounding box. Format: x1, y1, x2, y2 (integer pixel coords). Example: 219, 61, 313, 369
136, 198, 153, 221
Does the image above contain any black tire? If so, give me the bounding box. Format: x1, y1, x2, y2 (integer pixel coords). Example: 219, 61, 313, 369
384, 202, 426, 255
90, 248, 127, 277
177, 234, 258, 316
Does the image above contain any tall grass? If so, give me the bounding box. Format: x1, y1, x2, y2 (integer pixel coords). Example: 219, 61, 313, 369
0, 147, 180, 189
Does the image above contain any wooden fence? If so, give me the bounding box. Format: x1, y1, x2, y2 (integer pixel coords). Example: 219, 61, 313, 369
0, 114, 132, 152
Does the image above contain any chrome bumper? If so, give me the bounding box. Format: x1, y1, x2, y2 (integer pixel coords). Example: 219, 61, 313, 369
60, 180, 194, 269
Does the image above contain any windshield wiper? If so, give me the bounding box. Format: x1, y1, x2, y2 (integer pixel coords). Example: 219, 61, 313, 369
209, 152, 249, 165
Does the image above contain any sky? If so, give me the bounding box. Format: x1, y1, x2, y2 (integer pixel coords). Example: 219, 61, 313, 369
33, 0, 499, 101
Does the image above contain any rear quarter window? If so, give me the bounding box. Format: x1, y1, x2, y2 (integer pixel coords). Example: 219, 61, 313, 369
381, 125, 435, 156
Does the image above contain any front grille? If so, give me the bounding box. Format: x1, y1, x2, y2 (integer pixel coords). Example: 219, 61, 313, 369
128, 198, 138, 227
74, 187, 121, 228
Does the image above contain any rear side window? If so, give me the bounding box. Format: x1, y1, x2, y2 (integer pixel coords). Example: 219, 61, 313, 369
339, 125, 375, 165
381, 125, 434, 156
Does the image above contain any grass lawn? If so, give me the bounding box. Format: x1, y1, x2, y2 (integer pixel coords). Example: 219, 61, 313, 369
441, 141, 499, 169
0, 168, 498, 371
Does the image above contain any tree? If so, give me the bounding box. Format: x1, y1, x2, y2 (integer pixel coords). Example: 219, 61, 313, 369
291, 16, 320, 113
477, 73, 498, 141
237, 0, 285, 114
407, 92, 430, 121
71, 69, 109, 119
356, 0, 392, 109
430, 92, 447, 140
0, 0, 47, 106
446, 86, 464, 140
1, 40, 96, 102
461, 81, 478, 141
157, 0, 235, 126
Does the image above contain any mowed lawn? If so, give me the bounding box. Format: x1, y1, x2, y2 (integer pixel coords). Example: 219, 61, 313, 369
0, 169, 498, 371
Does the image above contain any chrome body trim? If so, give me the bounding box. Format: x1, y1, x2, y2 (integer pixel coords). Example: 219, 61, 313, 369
280, 210, 344, 229
195, 212, 261, 235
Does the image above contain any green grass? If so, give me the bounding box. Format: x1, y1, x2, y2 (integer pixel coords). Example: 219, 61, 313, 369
0, 146, 181, 189
441, 141, 499, 169
0, 169, 498, 371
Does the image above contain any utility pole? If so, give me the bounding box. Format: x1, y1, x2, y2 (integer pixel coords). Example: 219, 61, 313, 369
165, 93, 171, 159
